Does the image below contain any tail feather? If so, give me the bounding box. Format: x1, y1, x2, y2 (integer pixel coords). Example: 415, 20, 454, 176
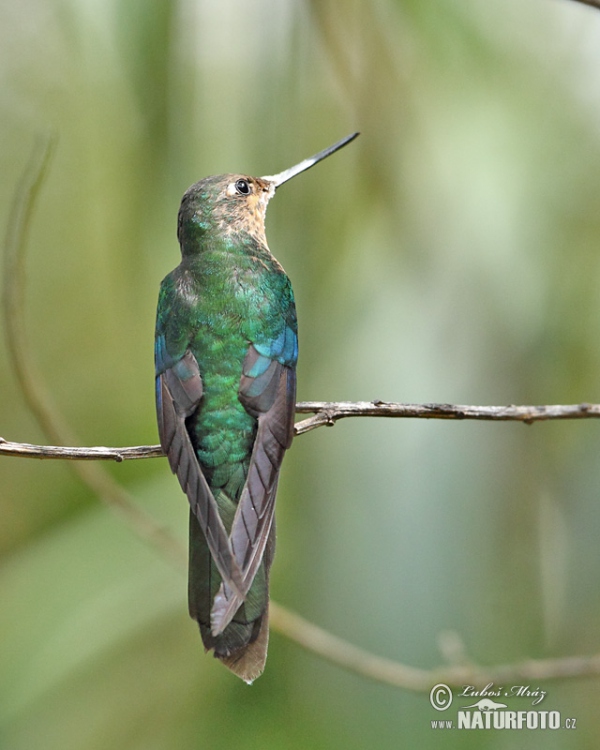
188, 510, 275, 681
220, 608, 269, 684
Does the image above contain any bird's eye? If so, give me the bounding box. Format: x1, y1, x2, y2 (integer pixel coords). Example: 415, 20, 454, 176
234, 179, 251, 195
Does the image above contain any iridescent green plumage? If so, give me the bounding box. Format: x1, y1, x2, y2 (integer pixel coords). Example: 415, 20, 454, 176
155, 134, 358, 682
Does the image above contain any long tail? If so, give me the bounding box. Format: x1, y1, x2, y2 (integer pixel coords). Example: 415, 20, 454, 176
188, 510, 275, 683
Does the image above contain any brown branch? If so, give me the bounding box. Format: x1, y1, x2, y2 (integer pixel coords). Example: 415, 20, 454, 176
2, 401, 599, 461
0, 438, 164, 461
294, 400, 600, 434
270, 605, 600, 689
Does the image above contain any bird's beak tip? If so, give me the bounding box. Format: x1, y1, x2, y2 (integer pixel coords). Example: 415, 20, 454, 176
260, 131, 359, 188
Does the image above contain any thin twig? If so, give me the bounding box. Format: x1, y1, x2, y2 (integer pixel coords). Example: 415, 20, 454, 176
294, 400, 600, 434
269, 602, 436, 690
0, 438, 164, 461
2, 401, 599, 461
270, 604, 600, 689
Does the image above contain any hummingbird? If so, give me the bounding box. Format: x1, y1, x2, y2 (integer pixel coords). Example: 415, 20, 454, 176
155, 132, 359, 683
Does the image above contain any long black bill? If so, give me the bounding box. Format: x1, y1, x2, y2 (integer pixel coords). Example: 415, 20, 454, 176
262, 132, 359, 188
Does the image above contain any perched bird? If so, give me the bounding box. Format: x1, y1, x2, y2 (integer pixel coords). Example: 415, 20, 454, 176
155, 133, 359, 683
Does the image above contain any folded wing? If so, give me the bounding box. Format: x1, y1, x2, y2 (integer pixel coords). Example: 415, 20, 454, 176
210, 343, 296, 635
156, 343, 244, 595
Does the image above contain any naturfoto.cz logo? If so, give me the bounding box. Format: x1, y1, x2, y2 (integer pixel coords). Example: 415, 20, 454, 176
429, 683, 577, 731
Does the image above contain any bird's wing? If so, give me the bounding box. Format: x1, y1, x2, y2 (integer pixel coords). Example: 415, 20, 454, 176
211, 322, 297, 635
155, 333, 244, 595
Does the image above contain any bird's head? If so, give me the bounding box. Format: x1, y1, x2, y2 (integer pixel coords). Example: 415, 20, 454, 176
177, 132, 359, 254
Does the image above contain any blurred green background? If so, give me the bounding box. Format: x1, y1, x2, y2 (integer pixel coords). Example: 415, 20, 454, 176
2, 0, 600, 747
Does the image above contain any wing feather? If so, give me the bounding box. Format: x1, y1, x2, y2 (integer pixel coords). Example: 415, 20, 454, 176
211, 351, 296, 635
157, 352, 244, 595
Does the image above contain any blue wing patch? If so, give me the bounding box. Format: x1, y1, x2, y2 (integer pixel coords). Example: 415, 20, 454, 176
155, 334, 172, 375
253, 325, 298, 368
